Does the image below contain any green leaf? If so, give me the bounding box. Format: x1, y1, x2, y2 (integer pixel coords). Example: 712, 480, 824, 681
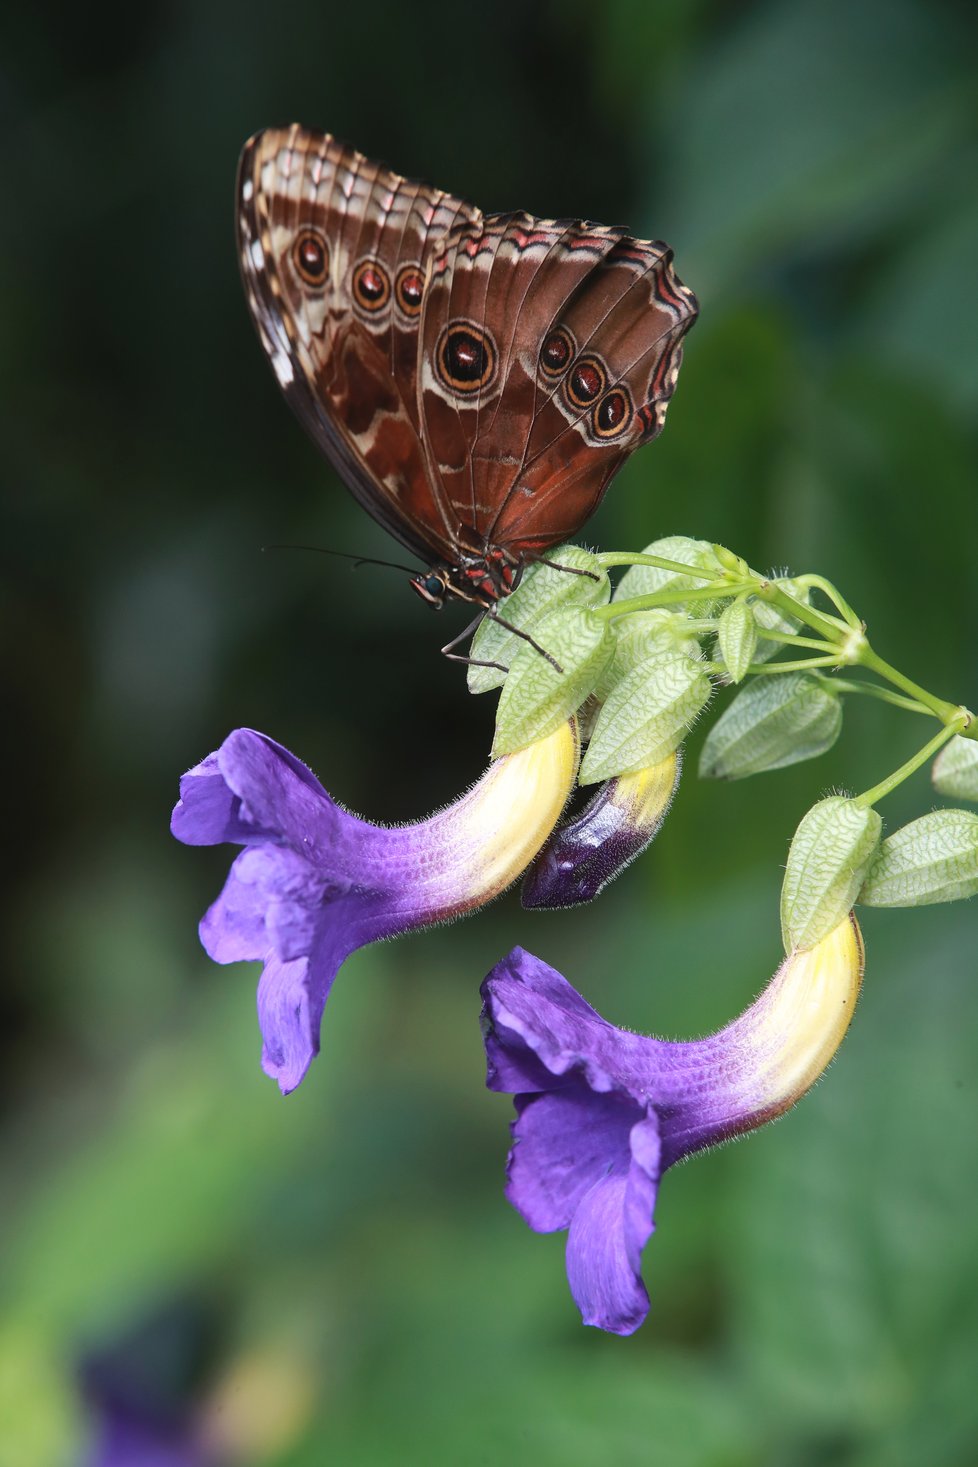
781, 796, 882, 952
580, 652, 712, 784
932, 734, 978, 802
699, 673, 842, 780
467, 545, 609, 694
716, 599, 757, 682
858, 809, 978, 907
613, 535, 724, 608
491, 608, 612, 756
594, 610, 703, 702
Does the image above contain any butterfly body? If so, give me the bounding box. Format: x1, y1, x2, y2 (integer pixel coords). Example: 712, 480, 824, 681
237, 125, 698, 611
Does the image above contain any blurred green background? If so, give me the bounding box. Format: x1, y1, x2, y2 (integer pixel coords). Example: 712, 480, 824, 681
4, 1, 978, 1462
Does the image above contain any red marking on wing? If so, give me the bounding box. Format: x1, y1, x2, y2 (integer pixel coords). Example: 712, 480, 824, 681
510, 227, 555, 250
566, 234, 618, 252
654, 268, 686, 312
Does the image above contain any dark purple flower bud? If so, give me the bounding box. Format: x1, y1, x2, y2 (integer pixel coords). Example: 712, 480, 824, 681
522, 751, 681, 908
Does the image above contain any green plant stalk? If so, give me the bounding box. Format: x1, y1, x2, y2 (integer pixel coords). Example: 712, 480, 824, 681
754, 580, 848, 641
531, 550, 977, 752
756, 581, 976, 739
595, 552, 723, 579
854, 719, 968, 809
596, 581, 755, 619
754, 629, 836, 652
742, 655, 842, 675
795, 573, 861, 628
818, 677, 929, 716
855, 643, 973, 734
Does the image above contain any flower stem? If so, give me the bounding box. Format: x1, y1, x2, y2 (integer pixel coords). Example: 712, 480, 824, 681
754, 580, 846, 641
595, 552, 720, 580
795, 574, 862, 628
853, 719, 967, 809
755, 629, 835, 652
854, 642, 971, 731
757, 581, 975, 738
595, 581, 754, 619
746, 655, 842, 675
817, 676, 930, 716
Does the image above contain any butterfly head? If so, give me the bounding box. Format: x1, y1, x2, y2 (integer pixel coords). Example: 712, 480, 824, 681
410, 570, 452, 609
409, 561, 505, 611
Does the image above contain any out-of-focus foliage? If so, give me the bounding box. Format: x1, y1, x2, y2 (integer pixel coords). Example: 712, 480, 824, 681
3, 2, 977, 1463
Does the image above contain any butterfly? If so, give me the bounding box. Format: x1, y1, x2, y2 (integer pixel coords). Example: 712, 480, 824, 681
237, 124, 698, 628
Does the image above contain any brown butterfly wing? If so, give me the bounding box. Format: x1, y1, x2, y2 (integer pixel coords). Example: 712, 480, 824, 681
236, 124, 481, 564
417, 215, 698, 561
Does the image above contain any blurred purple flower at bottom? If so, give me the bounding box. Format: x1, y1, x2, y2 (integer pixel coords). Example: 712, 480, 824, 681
78, 1300, 219, 1467
482, 917, 863, 1334
172, 724, 577, 1093
83, 1415, 207, 1467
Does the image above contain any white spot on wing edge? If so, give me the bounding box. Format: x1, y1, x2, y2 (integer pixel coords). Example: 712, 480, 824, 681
241, 178, 254, 202
250, 238, 265, 269
272, 351, 294, 386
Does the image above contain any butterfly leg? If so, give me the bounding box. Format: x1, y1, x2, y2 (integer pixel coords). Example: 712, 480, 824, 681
489, 612, 564, 675
443, 649, 509, 671
440, 613, 508, 673
531, 556, 601, 583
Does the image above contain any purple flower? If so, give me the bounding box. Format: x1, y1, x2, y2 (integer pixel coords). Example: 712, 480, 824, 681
522, 751, 681, 909
81, 1408, 209, 1467
78, 1300, 218, 1467
482, 915, 864, 1334
172, 723, 578, 1093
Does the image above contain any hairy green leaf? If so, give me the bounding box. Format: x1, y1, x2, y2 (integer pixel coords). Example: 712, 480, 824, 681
781, 797, 882, 951
716, 599, 757, 682
581, 652, 711, 783
492, 608, 611, 756
699, 673, 842, 780
932, 735, 978, 802
859, 809, 978, 907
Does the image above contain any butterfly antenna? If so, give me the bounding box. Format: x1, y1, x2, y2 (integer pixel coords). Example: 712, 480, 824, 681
262, 544, 420, 575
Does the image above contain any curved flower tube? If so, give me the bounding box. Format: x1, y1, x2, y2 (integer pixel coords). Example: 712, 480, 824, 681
482, 914, 864, 1334
171, 723, 578, 1093
522, 751, 681, 908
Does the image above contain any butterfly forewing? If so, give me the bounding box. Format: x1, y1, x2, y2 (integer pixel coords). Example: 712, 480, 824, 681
237, 124, 481, 563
